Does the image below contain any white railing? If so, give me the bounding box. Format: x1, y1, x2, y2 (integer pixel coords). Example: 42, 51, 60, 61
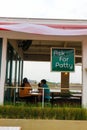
4, 85, 82, 107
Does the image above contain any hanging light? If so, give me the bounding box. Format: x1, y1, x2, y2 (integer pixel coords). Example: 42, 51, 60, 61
64, 72, 68, 75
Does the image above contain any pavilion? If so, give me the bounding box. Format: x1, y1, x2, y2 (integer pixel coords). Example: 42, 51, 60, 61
0, 17, 87, 107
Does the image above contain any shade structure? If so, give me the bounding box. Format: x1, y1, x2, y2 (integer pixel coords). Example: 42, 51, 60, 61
0, 22, 87, 36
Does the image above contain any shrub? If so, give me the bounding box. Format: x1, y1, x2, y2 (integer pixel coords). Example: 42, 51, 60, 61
0, 105, 87, 120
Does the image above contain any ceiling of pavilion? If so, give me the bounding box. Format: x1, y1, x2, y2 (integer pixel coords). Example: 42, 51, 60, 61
15, 39, 82, 64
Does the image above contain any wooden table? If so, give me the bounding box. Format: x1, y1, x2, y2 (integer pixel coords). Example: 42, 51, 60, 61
50, 89, 82, 106
30, 92, 42, 103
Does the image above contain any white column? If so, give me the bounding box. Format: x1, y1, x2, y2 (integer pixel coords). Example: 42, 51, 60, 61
0, 38, 7, 105
82, 39, 87, 107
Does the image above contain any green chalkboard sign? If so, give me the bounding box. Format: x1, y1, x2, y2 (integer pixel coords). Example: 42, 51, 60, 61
51, 48, 75, 72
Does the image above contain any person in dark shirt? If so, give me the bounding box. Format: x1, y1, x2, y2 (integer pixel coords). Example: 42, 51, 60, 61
40, 79, 50, 102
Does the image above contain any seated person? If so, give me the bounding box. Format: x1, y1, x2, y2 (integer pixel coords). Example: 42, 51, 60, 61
19, 77, 32, 97
40, 79, 50, 102
21, 77, 31, 89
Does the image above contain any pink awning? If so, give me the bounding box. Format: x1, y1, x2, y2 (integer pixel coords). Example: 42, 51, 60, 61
0, 22, 87, 36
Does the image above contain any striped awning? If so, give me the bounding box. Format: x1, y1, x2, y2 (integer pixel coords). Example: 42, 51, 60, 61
0, 22, 87, 36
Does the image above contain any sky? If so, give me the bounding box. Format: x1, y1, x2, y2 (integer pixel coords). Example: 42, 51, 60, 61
0, 0, 85, 83
23, 61, 82, 84
0, 0, 87, 19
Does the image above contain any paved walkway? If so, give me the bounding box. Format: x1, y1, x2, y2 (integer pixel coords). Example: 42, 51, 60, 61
0, 119, 87, 130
